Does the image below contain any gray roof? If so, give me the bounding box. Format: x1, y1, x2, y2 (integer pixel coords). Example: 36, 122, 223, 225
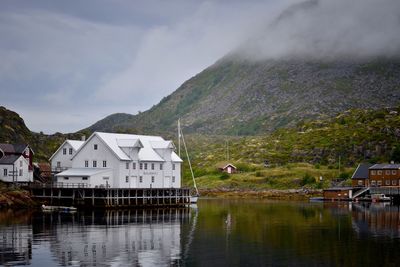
0, 143, 28, 154
55, 168, 112, 177
370, 164, 400, 170
0, 155, 20, 165
352, 163, 373, 179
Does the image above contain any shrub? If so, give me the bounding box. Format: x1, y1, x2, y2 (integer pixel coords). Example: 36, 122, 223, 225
255, 171, 263, 177
300, 173, 315, 186
338, 172, 350, 180
219, 173, 230, 180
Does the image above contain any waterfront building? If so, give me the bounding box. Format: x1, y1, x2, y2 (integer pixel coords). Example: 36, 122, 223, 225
217, 162, 237, 174
51, 132, 182, 188
0, 143, 34, 183
50, 140, 85, 172
351, 163, 373, 187
369, 164, 400, 187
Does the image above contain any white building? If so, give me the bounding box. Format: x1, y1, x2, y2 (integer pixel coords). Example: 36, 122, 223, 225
52, 132, 182, 188
49, 140, 85, 171
0, 144, 34, 183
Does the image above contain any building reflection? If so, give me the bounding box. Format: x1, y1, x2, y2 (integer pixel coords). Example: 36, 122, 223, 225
0, 210, 33, 266
33, 208, 191, 266
351, 202, 400, 238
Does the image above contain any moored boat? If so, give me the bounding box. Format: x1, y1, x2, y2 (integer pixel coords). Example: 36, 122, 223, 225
41, 205, 77, 212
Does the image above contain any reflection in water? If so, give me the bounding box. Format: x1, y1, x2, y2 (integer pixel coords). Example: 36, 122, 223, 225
2, 200, 400, 266
0, 210, 33, 266
1, 208, 193, 266
352, 202, 400, 238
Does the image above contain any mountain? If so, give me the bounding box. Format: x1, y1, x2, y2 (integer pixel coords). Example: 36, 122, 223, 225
0, 106, 86, 161
87, 57, 400, 135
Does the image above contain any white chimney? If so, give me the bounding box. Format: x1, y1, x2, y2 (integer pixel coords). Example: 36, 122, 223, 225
81, 135, 86, 141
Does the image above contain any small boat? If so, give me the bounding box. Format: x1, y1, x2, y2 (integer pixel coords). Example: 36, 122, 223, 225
190, 195, 199, 204
41, 205, 77, 213
309, 197, 325, 202
371, 194, 391, 202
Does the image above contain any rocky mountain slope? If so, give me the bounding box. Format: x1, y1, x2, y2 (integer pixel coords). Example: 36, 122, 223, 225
87, 57, 400, 135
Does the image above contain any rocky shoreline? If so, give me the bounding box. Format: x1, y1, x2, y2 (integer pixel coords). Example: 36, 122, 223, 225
0, 189, 37, 208
199, 188, 322, 200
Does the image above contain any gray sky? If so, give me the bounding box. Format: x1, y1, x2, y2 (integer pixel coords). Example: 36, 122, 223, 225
1, 0, 399, 133
0, 0, 297, 133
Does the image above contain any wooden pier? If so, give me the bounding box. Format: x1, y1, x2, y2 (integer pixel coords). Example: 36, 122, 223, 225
28, 183, 191, 208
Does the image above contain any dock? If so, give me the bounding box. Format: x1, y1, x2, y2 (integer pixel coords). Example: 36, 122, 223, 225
28, 183, 191, 208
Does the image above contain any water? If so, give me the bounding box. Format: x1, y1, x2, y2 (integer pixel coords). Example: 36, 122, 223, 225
1, 199, 400, 266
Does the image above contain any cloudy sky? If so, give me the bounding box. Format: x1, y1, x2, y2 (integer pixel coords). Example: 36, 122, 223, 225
0, 0, 298, 133
1, 0, 399, 134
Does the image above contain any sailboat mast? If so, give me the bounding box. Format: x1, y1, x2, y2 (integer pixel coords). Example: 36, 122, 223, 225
178, 118, 181, 157
181, 127, 199, 196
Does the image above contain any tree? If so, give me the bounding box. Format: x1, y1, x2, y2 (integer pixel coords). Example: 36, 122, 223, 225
391, 146, 400, 163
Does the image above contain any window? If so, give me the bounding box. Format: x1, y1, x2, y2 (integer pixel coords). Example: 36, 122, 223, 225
139, 176, 143, 183
144, 163, 148, 170
20, 161, 23, 167
19, 169, 22, 177
392, 180, 397, 185
126, 176, 129, 183
172, 176, 175, 183
3, 169, 7, 176
386, 170, 390, 175
151, 176, 154, 183
358, 180, 363, 186
371, 180, 376, 186
160, 164, 163, 170
172, 164, 175, 170
377, 180, 382, 186
94, 144, 98, 150
82, 177, 88, 180
63, 148, 66, 155
133, 162, 136, 169
126, 162, 129, 169
378, 170, 382, 175
392, 170, 397, 175
69, 148, 73, 155
371, 170, 376, 175
93, 160, 97, 167
85, 160, 89, 167
140, 163, 143, 170
151, 163, 154, 170
103, 161, 107, 167
385, 180, 390, 185
57, 161, 61, 168
64, 177, 69, 180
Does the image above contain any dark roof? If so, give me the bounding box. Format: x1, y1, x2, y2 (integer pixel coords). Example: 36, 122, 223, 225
0, 155, 20, 165
352, 163, 373, 179
0, 143, 28, 154
370, 164, 400, 170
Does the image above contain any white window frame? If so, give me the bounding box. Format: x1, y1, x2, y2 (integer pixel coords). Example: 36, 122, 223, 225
3, 169, 7, 176
103, 161, 107, 167
69, 148, 73, 155
93, 160, 97, 168
126, 176, 129, 183
139, 176, 143, 183
133, 162, 136, 169
63, 148, 66, 155
85, 160, 89, 168
151, 176, 154, 183
172, 164, 175, 170
94, 144, 98, 150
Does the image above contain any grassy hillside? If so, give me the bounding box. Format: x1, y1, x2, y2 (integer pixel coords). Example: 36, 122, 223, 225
180, 108, 400, 190
87, 57, 400, 136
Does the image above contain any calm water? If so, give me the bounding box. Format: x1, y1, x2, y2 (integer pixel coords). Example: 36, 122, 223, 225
1, 199, 400, 266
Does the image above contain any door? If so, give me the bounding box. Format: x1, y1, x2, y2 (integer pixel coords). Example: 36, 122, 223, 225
131, 176, 137, 188
165, 176, 171, 188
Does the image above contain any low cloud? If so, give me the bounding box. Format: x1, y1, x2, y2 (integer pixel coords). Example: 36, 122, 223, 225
238, 0, 400, 61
